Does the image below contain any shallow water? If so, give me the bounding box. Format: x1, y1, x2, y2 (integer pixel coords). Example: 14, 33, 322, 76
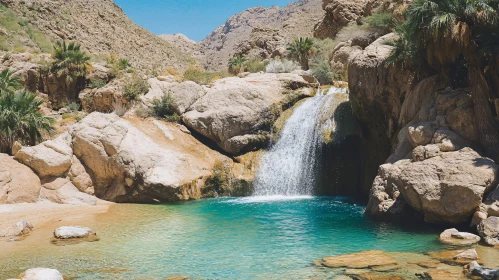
0, 197, 451, 279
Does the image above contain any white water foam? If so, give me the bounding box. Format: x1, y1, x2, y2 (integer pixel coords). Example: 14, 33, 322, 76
252, 87, 347, 197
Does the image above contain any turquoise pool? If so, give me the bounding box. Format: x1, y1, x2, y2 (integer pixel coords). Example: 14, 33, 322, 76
0, 197, 447, 279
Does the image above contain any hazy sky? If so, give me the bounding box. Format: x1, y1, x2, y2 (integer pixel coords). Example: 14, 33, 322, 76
114, 0, 295, 41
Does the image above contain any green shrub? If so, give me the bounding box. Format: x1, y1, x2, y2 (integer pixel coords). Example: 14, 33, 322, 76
164, 113, 181, 123
310, 58, 333, 85
0, 69, 21, 92
183, 67, 221, 85
228, 55, 248, 74
245, 58, 266, 73
2, 54, 10, 63
51, 41, 90, 82
365, 13, 397, 33
203, 161, 230, 196
118, 58, 131, 70
87, 78, 107, 89
65, 102, 80, 112
123, 74, 149, 101
0, 90, 55, 154
151, 92, 175, 118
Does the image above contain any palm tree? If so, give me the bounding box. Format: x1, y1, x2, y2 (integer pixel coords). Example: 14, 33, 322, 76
51, 40, 91, 82
287, 37, 315, 70
388, 0, 499, 161
0, 90, 55, 154
0, 69, 21, 92
228, 55, 248, 74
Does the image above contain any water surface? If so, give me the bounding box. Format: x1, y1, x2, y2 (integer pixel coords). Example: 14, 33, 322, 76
0, 197, 447, 279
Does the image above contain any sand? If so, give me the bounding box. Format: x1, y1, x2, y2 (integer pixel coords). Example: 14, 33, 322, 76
0, 201, 112, 230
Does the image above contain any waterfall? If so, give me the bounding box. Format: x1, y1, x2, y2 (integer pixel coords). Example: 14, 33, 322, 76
253, 87, 348, 197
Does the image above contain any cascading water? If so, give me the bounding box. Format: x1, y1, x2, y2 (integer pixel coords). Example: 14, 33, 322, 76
253, 87, 348, 197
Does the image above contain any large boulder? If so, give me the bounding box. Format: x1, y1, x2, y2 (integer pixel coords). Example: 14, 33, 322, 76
0, 220, 34, 238
182, 73, 316, 154
71, 113, 227, 202
477, 217, 499, 246
366, 148, 498, 224
40, 177, 97, 206
142, 78, 206, 115
53, 226, 96, 239
14, 132, 73, 178
0, 154, 41, 204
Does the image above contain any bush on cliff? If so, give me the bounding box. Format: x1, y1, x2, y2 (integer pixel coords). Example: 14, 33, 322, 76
266, 58, 300, 73
123, 74, 149, 101
287, 37, 315, 70
51, 41, 91, 83
388, 0, 499, 161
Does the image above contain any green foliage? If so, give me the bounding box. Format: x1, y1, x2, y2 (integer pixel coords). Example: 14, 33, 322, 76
2, 54, 10, 62
310, 58, 333, 85
51, 41, 90, 82
0, 4, 53, 53
0, 69, 21, 92
228, 55, 248, 74
123, 74, 149, 101
183, 67, 226, 85
151, 91, 175, 118
245, 57, 267, 73
118, 58, 131, 70
87, 78, 107, 89
365, 13, 398, 33
164, 113, 181, 123
203, 161, 230, 196
65, 102, 80, 112
0, 89, 55, 154
287, 37, 315, 70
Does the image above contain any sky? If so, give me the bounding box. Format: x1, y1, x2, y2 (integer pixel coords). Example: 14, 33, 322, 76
114, 0, 295, 42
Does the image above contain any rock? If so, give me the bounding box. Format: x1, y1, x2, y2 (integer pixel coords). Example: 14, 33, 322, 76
0, 154, 41, 204
465, 261, 499, 280
71, 113, 226, 202
80, 84, 123, 113
321, 250, 397, 269
427, 250, 477, 265
182, 73, 315, 154
408, 122, 437, 146
68, 156, 94, 195
86, 62, 111, 81
165, 277, 189, 280
353, 274, 404, 280
416, 261, 440, 269
452, 249, 478, 261
53, 226, 96, 239
11, 141, 22, 156
348, 33, 418, 196
19, 268, 63, 280
40, 178, 97, 206
478, 217, 499, 246
314, 0, 379, 39
333, 276, 354, 280
366, 148, 498, 224
14, 132, 73, 178
439, 228, 480, 246
143, 78, 206, 115
473, 186, 499, 227
0, 220, 34, 237
418, 269, 465, 280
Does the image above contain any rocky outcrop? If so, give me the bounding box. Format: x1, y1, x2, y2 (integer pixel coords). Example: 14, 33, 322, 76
199, 0, 323, 71
314, 0, 380, 39
142, 78, 206, 115
366, 148, 498, 224
319, 250, 397, 269
71, 113, 228, 202
182, 73, 316, 154
478, 217, 499, 246
466, 261, 499, 280
233, 27, 287, 60
18, 268, 64, 280
15, 133, 73, 178
0, 154, 41, 204
348, 33, 419, 196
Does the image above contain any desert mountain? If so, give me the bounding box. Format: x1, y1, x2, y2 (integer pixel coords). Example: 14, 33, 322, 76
0, 0, 196, 71
197, 0, 323, 71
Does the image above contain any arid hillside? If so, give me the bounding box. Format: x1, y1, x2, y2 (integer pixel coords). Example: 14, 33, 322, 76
0, 0, 196, 71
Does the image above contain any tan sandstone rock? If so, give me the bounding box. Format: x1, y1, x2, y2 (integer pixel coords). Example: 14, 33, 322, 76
14, 132, 73, 178
367, 148, 498, 224
0, 154, 41, 204
439, 228, 480, 246
320, 250, 397, 269
0, 220, 34, 238
182, 72, 316, 154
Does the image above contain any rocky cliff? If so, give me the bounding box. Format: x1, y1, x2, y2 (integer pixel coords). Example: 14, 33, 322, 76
198, 0, 323, 71
0, 0, 195, 71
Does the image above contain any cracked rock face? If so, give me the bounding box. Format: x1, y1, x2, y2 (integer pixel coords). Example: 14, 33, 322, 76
367, 148, 499, 224
478, 217, 499, 246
